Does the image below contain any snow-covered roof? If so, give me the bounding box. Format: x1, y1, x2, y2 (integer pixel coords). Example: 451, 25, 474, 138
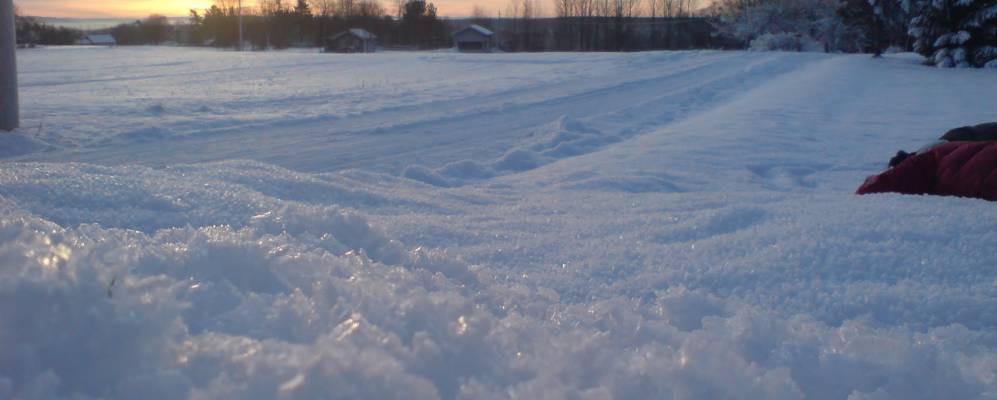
351, 28, 376, 39
454, 24, 494, 37
81, 34, 116, 45
332, 28, 377, 41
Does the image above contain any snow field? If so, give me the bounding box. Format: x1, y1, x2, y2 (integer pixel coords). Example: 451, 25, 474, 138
2, 48, 996, 399
13, 47, 674, 152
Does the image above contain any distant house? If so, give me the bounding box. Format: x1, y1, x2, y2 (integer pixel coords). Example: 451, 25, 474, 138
325, 29, 378, 53
78, 34, 116, 46
453, 24, 495, 52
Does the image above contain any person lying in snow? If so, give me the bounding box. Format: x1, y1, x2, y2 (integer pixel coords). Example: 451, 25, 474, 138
856, 123, 997, 201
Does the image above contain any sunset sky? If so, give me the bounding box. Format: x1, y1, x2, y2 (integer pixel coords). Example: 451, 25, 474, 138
17, 0, 215, 17
15, 0, 500, 18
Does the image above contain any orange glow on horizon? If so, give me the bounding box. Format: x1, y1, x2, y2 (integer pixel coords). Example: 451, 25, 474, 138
18, 1, 220, 18
16, 0, 507, 18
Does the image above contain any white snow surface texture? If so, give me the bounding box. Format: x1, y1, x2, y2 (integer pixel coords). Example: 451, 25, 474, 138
1, 48, 996, 399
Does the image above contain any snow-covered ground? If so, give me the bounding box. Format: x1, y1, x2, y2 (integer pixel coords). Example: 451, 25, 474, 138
1, 47, 995, 399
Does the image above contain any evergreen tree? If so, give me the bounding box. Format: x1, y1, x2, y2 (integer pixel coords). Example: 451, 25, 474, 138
839, 0, 909, 55
142, 15, 172, 45
908, 0, 997, 68
402, 0, 444, 48
108, 16, 173, 45
295, 0, 314, 44
201, 5, 239, 48
188, 10, 206, 46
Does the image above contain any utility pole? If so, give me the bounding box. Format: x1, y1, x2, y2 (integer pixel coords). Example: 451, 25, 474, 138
1, 0, 19, 131
238, 0, 244, 50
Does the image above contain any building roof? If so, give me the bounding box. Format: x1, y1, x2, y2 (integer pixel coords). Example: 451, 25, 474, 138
453, 24, 494, 38
82, 34, 116, 45
331, 28, 377, 41
350, 28, 376, 39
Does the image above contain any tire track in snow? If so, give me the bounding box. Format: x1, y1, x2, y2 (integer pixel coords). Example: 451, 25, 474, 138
389, 52, 825, 187
16, 51, 738, 167
22, 52, 821, 177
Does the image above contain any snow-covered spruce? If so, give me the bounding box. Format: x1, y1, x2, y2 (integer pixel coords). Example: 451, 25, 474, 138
908, 0, 997, 67
720, 0, 856, 53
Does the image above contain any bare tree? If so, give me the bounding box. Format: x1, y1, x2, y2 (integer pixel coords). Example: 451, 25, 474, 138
310, 0, 333, 45
471, 4, 489, 19
656, 0, 697, 17
554, 0, 570, 17
625, 0, 641, 17
471, 4, 494, 29
312, 0, 336, 16
215, 0, 240, 13
337, 0, 355, 16
505, 0, 520, 19
661, 0, 674, 17
504, 0, 543, 50
257, 0, 284, 48
678, 0, 698, 17
355, 0, 384, 17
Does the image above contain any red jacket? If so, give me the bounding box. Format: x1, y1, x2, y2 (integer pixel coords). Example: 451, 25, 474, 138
857, 141, 997, 201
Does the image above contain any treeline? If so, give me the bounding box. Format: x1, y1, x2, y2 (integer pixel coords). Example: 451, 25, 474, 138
110, 15, 174, 45
705, 0, 996, 68
109, 0, 449, 50
544, 0, 713, 51
472, 17, 720, 51
102, 0, 717, 51
491, 0, 994, 63
27, 0, 988, 67
458, 0, 721, 51
14, 15, 84, 47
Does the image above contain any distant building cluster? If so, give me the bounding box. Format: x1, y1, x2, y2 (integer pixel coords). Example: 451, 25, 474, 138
16, 0, 991, 67
14, 0, 725, 53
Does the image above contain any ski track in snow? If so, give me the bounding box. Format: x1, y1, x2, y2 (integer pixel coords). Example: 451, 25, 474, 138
1, 48, 996, 400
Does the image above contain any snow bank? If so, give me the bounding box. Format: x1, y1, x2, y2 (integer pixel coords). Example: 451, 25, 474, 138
750, 33, 825, 53
2, 161, 995, 400
0, 130, 51, 158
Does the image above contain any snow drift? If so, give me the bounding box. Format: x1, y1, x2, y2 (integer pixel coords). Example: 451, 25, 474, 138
1, 160, 994, 400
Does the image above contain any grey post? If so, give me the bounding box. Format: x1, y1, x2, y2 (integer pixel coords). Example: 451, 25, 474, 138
1, 0, 18, 131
